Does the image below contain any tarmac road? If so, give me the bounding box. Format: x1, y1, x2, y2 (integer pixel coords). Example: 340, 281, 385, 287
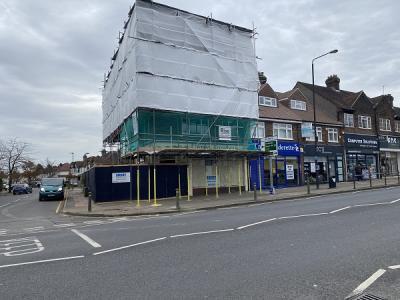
1, 187, 400, 299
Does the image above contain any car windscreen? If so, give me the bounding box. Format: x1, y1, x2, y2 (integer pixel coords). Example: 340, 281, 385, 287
41, 179, 63, 186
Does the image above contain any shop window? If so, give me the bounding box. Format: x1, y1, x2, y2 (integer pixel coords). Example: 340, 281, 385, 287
327, 128, 338, 143
305, 126, 322, 142
273, 123, 293, 140
358, 115, 372, 129
251, 122, 265, 139
344, 113, 354, 127
290, 99, 306, 111
379, 118, 391, 131
259, 96, 277, 107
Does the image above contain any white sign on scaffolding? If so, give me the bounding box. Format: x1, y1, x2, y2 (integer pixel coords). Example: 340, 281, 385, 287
112, 172, 131, 183
218, 126, 232, 141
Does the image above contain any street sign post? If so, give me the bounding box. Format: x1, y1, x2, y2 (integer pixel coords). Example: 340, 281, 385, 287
263, 137, 277, 194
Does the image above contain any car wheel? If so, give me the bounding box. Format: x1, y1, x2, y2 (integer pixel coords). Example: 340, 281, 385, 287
13, 192, 16, 195
39, 197, 43, 201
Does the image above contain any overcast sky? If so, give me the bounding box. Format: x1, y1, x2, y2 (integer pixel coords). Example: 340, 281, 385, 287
1, 0, 399, 163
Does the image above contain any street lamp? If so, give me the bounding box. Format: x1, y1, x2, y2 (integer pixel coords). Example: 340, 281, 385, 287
312, 49, 338, 189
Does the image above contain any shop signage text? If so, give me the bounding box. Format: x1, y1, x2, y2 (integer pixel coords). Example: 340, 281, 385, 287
278, 142, 301, 156
379, 135, 400, 149
344, 133, 378, 150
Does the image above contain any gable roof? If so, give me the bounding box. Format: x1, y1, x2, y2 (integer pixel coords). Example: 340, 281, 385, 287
259, 83, 278, 99
296, 81, 363, 109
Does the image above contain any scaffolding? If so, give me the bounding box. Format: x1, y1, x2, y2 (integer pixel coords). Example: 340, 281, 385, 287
120, 108, 259, 156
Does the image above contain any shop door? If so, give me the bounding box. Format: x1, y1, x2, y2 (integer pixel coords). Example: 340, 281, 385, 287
328, 160, 336, 178
275, 159, 286, 186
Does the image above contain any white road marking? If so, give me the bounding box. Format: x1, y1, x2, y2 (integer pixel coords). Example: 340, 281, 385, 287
346, 269, 386, 299
0, 256, 84, 269
0, 237, 44, 256
237, 218, 276, 230
53, 223, 76, 228
353, 202, 388, 207
56, 201, 64, 214
247, 203, 265, 207
93, 237, 167, 256
83, 220, 107, 225
0, 203, 11, 208
24, 227, 44, 231
71, 229, 101, 248
391, 198, 400, 204
388, 265, 400, 270
329, 206, 351, 214
306, 196, 322, 199
278, 213, 328, 220
218, 206, 240, 210
352, 191, 361, 194
170, 229, 234, 238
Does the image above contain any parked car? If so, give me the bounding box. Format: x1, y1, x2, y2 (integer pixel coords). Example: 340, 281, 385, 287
13, 184, 32, 195
39, 178, 65, 201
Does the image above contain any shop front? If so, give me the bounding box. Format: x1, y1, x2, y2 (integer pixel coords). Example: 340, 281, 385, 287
249, 141, 302, 189
303, 144, 344, 183
379, 135, 400, 175
344, 133, 379, 180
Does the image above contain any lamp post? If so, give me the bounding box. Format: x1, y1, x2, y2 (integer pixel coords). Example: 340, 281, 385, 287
312, 49, 338, 189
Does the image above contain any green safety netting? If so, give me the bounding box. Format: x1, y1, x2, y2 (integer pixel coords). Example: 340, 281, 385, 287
120, 109, 260, 155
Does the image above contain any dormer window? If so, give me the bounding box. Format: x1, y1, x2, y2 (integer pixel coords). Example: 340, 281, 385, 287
290, 99, 306, 111
259, 96, 277, 107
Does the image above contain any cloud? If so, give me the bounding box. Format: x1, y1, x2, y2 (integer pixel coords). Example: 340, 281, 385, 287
1, 0, 399, 163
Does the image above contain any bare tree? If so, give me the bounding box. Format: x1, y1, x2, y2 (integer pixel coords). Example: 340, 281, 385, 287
0, 139, 31, 192
44, 158, 57, 177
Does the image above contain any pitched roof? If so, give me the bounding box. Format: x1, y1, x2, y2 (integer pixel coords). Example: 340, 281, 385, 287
297, 81, 362, 109
259, 83, 278, 99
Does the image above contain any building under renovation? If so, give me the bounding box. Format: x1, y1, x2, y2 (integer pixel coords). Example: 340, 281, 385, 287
102, 0, 259, 200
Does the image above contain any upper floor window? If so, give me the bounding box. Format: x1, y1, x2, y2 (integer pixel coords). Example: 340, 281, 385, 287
259, 96, 277, 107
379, 118, 391, 131
344, 113, 354, 127
395, 121, 400, 133
251, 122, 265, 139
273, 123, 293, 140
327, 128, 339, 143
305, 127, 322, 142
290, 99, 306, 111
358, 115, 372, 129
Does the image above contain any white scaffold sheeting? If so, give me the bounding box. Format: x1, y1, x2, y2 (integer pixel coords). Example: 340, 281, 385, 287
102, 0, 259, 140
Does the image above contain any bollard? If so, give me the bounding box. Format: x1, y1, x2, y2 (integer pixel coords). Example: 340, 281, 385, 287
88, 192, 92, 212
369, 170, 372, 188
307, 175, 310, 195
253, 183, 257, 202
384, 173, 387, 186
398, 172, 400, 185
353, 173, 356, 190
176, 188, 180, 210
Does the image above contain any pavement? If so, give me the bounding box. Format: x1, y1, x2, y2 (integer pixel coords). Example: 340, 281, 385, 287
2, 186, 400, 298
63, 176, 400, 217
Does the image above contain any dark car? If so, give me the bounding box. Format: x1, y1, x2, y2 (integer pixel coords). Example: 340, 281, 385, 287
39, 178, 65, 201
13, 184, 32, 195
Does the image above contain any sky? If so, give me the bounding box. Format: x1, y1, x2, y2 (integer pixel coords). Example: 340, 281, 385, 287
1, 0, 399, 163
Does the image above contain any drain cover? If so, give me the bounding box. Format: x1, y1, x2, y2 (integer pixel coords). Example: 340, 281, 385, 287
353, 294, 387, 300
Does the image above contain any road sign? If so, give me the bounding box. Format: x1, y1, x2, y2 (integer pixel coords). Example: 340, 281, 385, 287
264, 139, 277, 153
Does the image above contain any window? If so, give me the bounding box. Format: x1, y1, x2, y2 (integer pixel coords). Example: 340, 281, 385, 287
290, 99, 306, 111
358, 115, 372, 129
344, 113, 354, 127
395, 121, 400, 133
273, 123, 293, 140
379, 118, 391, 131
259, 96, 277, 107
327, 128, 339, 143
251, 122, 265, 138
305, 127, 322, 142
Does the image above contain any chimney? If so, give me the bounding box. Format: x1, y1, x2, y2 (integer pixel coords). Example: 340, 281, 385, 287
258, 72, 267, 85
325, 74, 340, 90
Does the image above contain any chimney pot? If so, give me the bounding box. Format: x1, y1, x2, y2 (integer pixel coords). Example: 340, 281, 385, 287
325, 74, 340, 90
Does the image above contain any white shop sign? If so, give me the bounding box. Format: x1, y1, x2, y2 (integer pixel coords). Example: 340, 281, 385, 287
112, 172, 131, 183
286, 164, 294, 180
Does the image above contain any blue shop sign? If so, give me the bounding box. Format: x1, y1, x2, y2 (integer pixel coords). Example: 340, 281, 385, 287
278, 141, 301, 156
